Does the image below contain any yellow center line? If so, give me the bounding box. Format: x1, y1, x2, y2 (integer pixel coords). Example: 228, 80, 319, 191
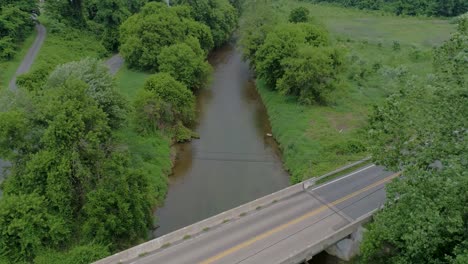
199, 172, 400, 264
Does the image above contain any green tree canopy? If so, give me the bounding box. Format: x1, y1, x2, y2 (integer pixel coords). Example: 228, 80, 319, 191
317, 0, 468, 17
119, 2, 212, 70
361, 20, 468, 263
158, 41, 212, 91
142, 73, 195, 127
0, 64, 154, 261
175, 0, 238, 47
84, 0, 130, 51
46, 58, 128, 128
239, 3, 278, 69
0, 194, 69, 262
277, 46, 344, 104
0, 5, 35, 60
289, 6, 310, 23
255, 22, 329, 88
134, 73, 196, 141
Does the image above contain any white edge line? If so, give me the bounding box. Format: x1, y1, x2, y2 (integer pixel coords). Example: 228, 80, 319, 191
310, 164, 376, 191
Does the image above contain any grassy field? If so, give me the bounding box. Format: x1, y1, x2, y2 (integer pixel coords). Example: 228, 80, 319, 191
244, 1, 455, 183
0, 30, 37, 90
114, 66, 172, 205
278, 1, 454, 47
28, 27, 107, 72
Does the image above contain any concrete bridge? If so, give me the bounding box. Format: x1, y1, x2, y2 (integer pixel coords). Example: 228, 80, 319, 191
95, 162, 397, 264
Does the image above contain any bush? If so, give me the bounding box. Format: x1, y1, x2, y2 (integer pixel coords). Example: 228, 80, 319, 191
277, 46, 344, 104
0, 194, 69, 262
120, 2, 212, 70
135, 73, 195, 140
16, 64, 53, 91
289, 7, 310, 23
175, 0, 238, 47
34, 244, 109, 264
256, 23, 329, 88
46, 58, 128, 128
158, 41, 211, 91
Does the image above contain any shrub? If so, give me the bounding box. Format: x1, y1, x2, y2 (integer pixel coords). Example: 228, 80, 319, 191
46, 58, 128, 128
120, 2, 213, 70
158, 41, 211, 91
289, 7, 310, 23
277, 46, 344, 104
135, 73, 195, 140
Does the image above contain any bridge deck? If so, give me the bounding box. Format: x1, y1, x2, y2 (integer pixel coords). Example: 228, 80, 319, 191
126, 165, 395, 264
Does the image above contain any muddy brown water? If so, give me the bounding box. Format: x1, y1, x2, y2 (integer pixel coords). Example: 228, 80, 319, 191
153, 43, 290, 236
152, 43, 343, 263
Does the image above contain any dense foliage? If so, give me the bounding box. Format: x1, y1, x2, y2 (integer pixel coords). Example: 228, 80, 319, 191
289, 6, 310, 23
0, 60, 158, 262
158, 41, 212, 91
119, 2, 212, 70
134, 73, 196, 141
0, 1, 36, 60
361, 17, 468, 264
241, 4, 343, 104
313, 0, 468, 17
45, 0, 150, 51
174, 0, 238, 47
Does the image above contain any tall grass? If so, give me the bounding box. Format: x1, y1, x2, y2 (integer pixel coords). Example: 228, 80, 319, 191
243, 0, 454, 183
114, 66, 172, 206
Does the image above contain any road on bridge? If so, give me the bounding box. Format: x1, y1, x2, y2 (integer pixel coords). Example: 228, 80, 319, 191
126, 165, 396, 264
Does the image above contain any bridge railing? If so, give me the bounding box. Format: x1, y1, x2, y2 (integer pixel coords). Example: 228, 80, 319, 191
94, 158, 371, 264
278, 208, 376, 264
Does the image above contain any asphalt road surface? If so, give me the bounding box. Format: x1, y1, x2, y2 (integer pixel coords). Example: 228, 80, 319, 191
9, 24, 46, 91
127, 165, 396, 264
105, 54, 124, 75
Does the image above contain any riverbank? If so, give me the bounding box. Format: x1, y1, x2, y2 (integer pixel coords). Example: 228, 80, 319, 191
240, 0, 455, 184
114, 66, 173, 208
154, 43, 290, 237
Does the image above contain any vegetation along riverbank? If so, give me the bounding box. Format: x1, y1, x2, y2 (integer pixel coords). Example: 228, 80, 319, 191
0, 0, 240, 263
239, 0, 456, 183
239, 0, 467, 263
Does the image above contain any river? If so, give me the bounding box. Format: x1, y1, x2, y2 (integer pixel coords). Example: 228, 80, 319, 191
153, 43, 344, 263
154, 43, 290, 236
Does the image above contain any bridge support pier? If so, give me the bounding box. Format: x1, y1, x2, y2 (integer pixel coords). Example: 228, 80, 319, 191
325, 225, 365, 261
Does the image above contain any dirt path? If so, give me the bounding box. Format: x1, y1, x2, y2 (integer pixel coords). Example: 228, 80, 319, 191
106, 54, 124, 75
9, 24, 47, 91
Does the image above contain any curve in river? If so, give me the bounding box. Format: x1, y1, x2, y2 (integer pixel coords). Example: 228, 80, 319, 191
154, 43, 290, 236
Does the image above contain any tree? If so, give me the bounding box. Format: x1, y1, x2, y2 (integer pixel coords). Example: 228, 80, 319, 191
119, 2, 212, 70
289, 7, 310, 23
0, 0, 38, 13
158, 41, 211, 91
84, 0, 130, 52
175, 0, 238, 47
0, 5, 35, 59
277, 46, 344, 104
134, 73, 195, 141
361, 20, 468, 262
142, 73, 195, 127
361, 164, 468, 264
0, 69, 154, 260
433, 16, 467, 87
255, 23, 329, 88
45, 0, 86, 27
0, 194, 69, 262
239, 3, 278, 69
82, 154, 153, 249
46, 58, 128, 128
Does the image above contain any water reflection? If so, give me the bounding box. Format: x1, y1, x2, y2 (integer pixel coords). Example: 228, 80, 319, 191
153, 43, 290, 237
